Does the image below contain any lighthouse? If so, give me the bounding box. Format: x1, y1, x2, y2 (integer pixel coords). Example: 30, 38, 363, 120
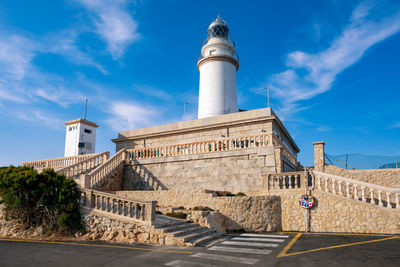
197, 16, 239, 119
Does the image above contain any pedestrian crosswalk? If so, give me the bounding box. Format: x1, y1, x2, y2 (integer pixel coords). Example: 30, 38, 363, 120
164, 233, 290, 266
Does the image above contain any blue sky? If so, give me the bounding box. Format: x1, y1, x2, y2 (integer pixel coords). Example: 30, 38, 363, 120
0, 0, 399, 167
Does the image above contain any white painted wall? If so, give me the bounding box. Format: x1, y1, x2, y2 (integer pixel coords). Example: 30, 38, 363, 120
198, 38, 238, 119
64, 122, 97, 157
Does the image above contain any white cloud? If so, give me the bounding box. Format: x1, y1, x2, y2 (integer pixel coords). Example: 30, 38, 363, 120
316, 125, 332, 132
263, 2, 400, 113
0, 30, 105, 108
388, 121, 400, 129
77, 0, 140, 59
0, 35, 35, 81
134, 84, 173, 101
34, 87, 86, 108
14, 109, 63, 128
43, 30, 107, 74
104, 101, 158, 131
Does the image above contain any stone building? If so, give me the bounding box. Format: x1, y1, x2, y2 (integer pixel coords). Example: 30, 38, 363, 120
111, 16, 301, 195
112, 107, 300, 194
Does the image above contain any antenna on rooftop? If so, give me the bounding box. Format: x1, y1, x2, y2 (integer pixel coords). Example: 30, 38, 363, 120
84, 98, 88, 120
184, 101, 188, 120
265, 85, 270, 107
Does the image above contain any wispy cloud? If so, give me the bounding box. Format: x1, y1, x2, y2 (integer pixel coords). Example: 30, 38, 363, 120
13, 109, 63, 128
0, 35, 35, 81
0, 29, 106, 127
43, 30, 107, 74
134, 84, 173, 101
256, 1, 400, 113
388, 121, 400, 129
34, 87, 86, 108
316, 125, 333, 132
104, 101, 158, 131
77, 0, 140, 59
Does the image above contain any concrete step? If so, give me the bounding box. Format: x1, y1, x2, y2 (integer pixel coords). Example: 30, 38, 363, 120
181, 228, 214, 242
158, 223, 197, 233
171, 225, 203, 237
186, 232, 222, 247
153, 220, 188, 229
153, 215, 188, 228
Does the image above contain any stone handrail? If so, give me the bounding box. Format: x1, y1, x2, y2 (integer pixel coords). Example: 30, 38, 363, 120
126, 133, 272, 160
79, 189, 157, 223
22, 153, 101, 171
57, 151, 110, 178
267, 171, 308, 191
81, 149, 126, 189
313, 171, 400, 210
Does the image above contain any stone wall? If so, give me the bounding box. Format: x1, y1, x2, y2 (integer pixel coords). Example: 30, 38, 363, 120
116, 190, 282, 232
323, 165, 400, 188
84, 210, 168, 245
272, 189, 400, 234
113, 108, 300, 169
122, 148, 277, 194
94, 165, 124, 191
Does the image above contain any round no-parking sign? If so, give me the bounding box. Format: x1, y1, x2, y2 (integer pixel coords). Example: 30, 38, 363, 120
299, 195, 315, 209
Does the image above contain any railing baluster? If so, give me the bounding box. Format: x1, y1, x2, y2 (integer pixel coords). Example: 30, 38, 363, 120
386, 192, 391, 208
354, 185, 358, 200
361, 186, 366, 202
370, 189, 374, 205
325, 178, 329, 192
378, 190, 383, 206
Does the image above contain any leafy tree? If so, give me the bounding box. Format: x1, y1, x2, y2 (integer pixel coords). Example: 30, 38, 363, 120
0, 166, 83, 233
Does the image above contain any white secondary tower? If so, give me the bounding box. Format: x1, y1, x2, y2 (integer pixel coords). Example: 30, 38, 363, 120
64, 119, 98, 157
197, 16, 239, 119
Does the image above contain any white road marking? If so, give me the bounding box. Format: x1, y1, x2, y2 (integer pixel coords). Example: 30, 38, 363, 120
240, 233, 289, 238
165, 260, 217, 267
231, 237, 285, 242
190, 253, 259, 265
222, 241, 279, 247
208, 246, 272, 255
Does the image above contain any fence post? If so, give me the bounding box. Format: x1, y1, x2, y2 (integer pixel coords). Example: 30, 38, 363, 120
313, 141, 325, 171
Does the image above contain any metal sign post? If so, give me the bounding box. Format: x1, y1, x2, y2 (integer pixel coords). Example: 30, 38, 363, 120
304, 168, 309, 232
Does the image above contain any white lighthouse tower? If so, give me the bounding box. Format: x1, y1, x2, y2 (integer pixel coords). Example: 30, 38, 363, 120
197, 16, 239, 119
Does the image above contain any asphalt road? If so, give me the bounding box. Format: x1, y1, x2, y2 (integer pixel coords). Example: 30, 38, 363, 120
0, 232, 399, 267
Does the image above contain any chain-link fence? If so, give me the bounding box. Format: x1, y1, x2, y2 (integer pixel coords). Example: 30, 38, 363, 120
324, 153, 400, 170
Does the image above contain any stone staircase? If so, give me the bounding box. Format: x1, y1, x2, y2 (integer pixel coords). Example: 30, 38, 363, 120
152, 215, 222, 246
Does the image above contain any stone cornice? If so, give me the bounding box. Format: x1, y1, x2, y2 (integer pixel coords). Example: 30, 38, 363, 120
65, 119, 99, 128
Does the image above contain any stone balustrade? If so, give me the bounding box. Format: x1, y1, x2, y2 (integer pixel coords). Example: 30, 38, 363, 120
267, 171, 308, 190
268, 170, 400, 210
81, 149, 126, 189
313, 171, 400, 210
22, 153, 100, 171
79, 189, 157, 223
57, 152, 110, 178
126, 133, 272, 160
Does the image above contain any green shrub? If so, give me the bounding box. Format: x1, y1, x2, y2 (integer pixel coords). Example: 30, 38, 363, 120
193, 206, 214, 211
165, 212, 187, 220
216, 191, 235, 197
235, 192, 246, 197
0, 166, 83, 233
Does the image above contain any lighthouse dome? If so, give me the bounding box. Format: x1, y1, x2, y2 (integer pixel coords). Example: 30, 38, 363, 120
207, 16, 229, 41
